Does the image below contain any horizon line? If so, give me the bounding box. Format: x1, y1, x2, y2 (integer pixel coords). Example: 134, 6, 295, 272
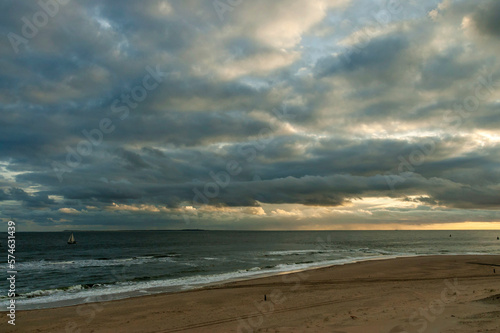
9, 229, 500, 232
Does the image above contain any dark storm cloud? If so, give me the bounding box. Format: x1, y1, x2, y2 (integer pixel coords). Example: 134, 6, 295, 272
4, 188, 55, 208
313, 35, 409, 78
0, 189, 9, 201
115, 148, 151, 170
11, 134, 496, 210
418, 51, 481, 90
472, 0, 500, 38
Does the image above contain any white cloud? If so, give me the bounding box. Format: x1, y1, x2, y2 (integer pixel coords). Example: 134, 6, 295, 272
59, 208, 80, 214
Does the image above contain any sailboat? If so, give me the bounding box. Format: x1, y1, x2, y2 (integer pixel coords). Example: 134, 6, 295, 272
67, 233, 77, 245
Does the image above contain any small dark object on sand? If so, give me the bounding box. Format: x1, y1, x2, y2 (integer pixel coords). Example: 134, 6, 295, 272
264, 295, 266, 301
449, 234, 452, 237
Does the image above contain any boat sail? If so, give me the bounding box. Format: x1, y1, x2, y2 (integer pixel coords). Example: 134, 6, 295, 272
67, 233, 76, 244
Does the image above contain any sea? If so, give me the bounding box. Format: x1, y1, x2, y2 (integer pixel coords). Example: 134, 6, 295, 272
1, 230, 499, 310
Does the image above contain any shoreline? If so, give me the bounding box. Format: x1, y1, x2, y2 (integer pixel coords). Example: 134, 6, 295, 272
5, 253, 414, 311
6, 255, 500, 332
4, 252, 497, 311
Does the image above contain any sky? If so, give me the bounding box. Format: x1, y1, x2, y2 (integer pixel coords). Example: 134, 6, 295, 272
1, 0, 500, 231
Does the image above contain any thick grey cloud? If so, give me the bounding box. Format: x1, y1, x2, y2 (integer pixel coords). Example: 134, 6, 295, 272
3, 188, 55, 208
314, 35, 409, 78
472, 0, 500, 38
418, 51, 482, 90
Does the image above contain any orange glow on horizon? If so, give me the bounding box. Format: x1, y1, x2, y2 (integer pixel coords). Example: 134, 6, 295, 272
292, 222, 500, 231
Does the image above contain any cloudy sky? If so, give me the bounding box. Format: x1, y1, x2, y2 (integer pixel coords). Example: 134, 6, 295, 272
1, 0, 500, 231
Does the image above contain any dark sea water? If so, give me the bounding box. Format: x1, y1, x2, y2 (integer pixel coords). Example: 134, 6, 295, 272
1, 230, 499, 310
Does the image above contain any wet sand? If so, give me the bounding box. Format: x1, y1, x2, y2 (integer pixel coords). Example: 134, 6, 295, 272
5, 255, 500, 332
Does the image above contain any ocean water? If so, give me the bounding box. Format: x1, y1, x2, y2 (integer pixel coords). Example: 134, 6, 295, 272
1, 230, 499, 310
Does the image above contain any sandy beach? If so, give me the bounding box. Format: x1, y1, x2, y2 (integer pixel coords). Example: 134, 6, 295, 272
5, 255, 500, 333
